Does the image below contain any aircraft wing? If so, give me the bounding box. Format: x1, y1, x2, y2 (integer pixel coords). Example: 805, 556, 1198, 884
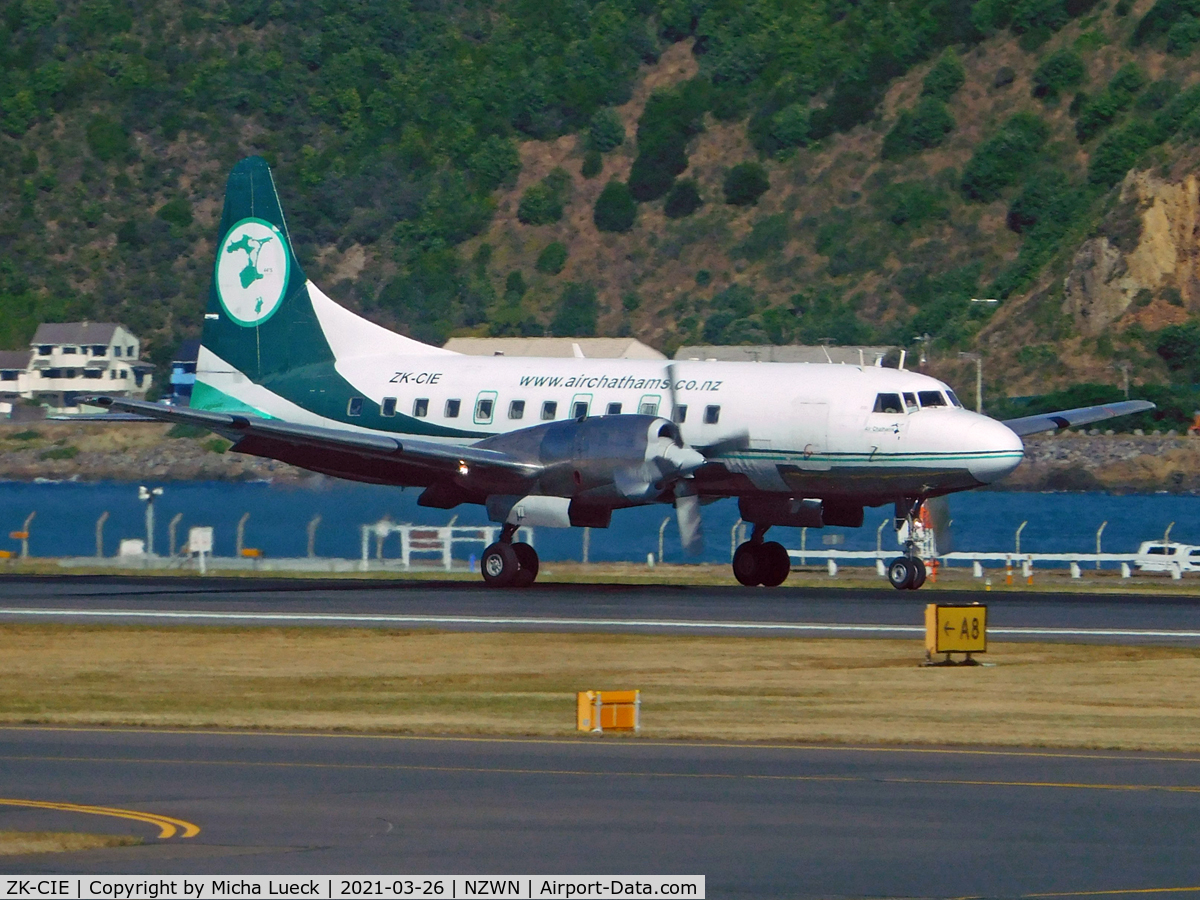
1000, 399, 1155, 437
89, 396, 541, 482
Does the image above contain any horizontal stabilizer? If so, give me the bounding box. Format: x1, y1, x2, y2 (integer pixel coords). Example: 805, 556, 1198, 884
87, 397, 540, 478
1001, 399, 1155, 437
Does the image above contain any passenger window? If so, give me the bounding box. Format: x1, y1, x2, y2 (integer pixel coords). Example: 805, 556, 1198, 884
873, 393, 903, 414
475, 397, 494, 422
946, 390, 964, 408
918, 391, 947, 408
673, 405, 687, 424
445, 399, 461, 418
606, 402, 622, 415
541, 400, 558, 421
381, 397, 397, 417
509, 400, 525, 420
413, 398, 428, 417
903, 392, 917, 410
704, 405, 720, 425
347, 397, 363, 417
573, 401, 589, 419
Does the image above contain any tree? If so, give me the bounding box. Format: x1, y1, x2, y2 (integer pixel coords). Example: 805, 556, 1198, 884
551, 282, 598, 336
518, 182, 563, 226
588, 108, 625, 152
922, 50, 965, 101
536, 241, 568, 274
664, 179, 702, 218
881, 98, 954, 160
1032, 50, 1085, 100
594, 181, 636, 232
724, 162, 769, 206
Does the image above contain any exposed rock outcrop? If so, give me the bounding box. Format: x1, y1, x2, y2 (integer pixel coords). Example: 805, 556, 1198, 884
1063, 171, 1200, 336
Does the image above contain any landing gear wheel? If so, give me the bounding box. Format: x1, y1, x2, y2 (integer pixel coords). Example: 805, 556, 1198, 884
511, 542, 539, 587
481, 542, 519, 587
909, 557, 927, 590
733, 541, 763, 586
759, 541, 791, 587
887, 557, 915, 591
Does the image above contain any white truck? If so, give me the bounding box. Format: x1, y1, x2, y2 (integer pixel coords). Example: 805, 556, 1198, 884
1134, 541, 1200, 573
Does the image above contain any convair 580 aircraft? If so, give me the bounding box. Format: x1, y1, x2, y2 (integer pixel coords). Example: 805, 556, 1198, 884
95, 158, 1153, 589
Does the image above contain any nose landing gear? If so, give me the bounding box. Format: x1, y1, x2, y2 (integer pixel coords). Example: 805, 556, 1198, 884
888, 497, 929, 591
481, 524, 540, 587
732, 524, 791, 587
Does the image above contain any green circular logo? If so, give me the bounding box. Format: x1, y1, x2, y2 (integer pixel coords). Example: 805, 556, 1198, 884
214, 217, 290, 327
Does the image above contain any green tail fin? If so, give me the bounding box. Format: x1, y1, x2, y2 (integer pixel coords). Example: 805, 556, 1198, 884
199, 156, 334, 388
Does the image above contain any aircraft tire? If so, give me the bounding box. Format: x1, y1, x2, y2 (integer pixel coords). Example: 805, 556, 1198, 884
481, 542, 519, 587
759, 541, 791, 587
732, 542, 764, 586
887, 557, 914, 590
511, 542, 539, 587
910, 558, 927, 590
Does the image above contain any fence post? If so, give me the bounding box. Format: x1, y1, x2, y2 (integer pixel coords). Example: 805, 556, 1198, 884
360, 525, 370, 572
95, 511, 108, 559
307, 514, 322, 558
168, 512, 182, 557
659, 516, 670, 564
20, 511, 35, 559
582, 527, 590, 564
236, 512, 249, 557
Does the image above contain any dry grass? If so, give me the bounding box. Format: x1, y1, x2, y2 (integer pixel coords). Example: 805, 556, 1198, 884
3, 624, 1200, 751
0, 831, 142, 856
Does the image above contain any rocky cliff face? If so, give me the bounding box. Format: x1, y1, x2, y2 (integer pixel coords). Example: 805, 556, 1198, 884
1064, 171, 1200, 336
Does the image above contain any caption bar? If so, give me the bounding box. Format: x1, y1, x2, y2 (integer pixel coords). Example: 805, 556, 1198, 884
2, 878, 704, 900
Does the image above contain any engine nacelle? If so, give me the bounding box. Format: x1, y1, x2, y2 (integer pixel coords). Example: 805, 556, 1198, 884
474, 415, 703, 504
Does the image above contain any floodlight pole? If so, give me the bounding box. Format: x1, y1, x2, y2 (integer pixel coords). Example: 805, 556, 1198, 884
138, 485, 163, 556
958, 352, 983, 414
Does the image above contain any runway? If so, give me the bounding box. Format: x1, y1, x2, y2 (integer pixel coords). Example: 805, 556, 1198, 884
0, 576, 1199, 643
3, 726, 1200, 896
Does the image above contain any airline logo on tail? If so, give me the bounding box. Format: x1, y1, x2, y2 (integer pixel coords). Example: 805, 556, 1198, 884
214, 216, 290, 327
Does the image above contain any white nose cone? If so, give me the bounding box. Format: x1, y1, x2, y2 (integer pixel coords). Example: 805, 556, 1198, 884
966, 418, 1024, 484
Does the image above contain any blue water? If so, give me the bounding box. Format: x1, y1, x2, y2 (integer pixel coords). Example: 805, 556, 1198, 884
1, 480, 1197, 563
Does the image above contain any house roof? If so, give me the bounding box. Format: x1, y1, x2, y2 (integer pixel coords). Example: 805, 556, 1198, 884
443, 337, 666, 359
673, 344, 897, 365
0, 350, 32, 370
173, 339, 201, 363
31, 322, 122, 345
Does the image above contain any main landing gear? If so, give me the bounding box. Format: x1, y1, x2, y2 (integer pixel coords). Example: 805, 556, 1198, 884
887, 497, 927, 591
481, 524, 539, 587
732, 524, 791, 587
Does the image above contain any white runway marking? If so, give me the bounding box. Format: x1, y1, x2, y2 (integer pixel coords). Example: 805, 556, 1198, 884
1, 607, 1200, 639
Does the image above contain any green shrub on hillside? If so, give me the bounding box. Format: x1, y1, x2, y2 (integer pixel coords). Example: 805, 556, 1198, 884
517, 169, 571, 226
922, 50, 965, 101
768, 103, 812, 152
1032, 49, 1085, 100
550, 282, 598, 337
85, 116, 129, 162
581, 150, 603, 178
467, 136, 521, 191
723, 162, 769, 206
664, 180, 702, 219
588, 108, 626, 152
156, 198, 193, 229
536, 242, 568, 275
881, 97, 954, 160
628, 81, 707, 202
1133, 0, 1200, 45
1156, 320, 1200, 381
875, 181, 948, 227
733, 214, 790, 261
960, 112, 1049, 202
1088, 124, 1155, 185
593, 181, 637, 232
1167, 15, 1200, 52
1075, 64, 1146, 141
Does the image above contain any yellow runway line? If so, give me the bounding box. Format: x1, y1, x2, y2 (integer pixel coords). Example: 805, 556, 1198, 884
0, 798, 199, 839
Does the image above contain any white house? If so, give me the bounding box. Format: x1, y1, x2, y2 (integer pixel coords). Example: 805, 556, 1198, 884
23, 322, 153, 410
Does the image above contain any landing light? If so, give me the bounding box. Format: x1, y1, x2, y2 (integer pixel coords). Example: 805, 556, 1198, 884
458, 461, 469, 476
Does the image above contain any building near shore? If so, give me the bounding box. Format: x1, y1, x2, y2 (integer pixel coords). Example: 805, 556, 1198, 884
673, 344, 898, 366
443, 337, 666, 359
1, 322, 154, 416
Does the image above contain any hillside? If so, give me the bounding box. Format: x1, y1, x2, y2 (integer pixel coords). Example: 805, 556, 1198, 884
4, 0, 1200, 424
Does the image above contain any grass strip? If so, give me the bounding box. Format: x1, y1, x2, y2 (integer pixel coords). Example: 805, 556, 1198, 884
2, 625, 1200, 750
0, 831, 142, 856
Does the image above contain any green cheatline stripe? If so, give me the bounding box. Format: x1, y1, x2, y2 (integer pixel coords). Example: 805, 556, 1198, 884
724, 450, 1024, 463
190, 381, 276, 419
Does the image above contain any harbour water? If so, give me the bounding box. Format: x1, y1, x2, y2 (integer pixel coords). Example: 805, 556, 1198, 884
1, 480, 1198, 564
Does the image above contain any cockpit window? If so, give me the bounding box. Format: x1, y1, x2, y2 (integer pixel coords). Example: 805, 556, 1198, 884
946, 390, 964, 408
903, 392, 918, 410
918, 390, 947, 408
873, 393, 904, 414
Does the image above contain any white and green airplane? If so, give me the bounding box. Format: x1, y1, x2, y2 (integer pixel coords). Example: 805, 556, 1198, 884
95, 157, 1153, 589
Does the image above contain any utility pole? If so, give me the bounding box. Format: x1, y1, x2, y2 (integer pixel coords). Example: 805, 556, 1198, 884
1113, 361, 1131, 399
